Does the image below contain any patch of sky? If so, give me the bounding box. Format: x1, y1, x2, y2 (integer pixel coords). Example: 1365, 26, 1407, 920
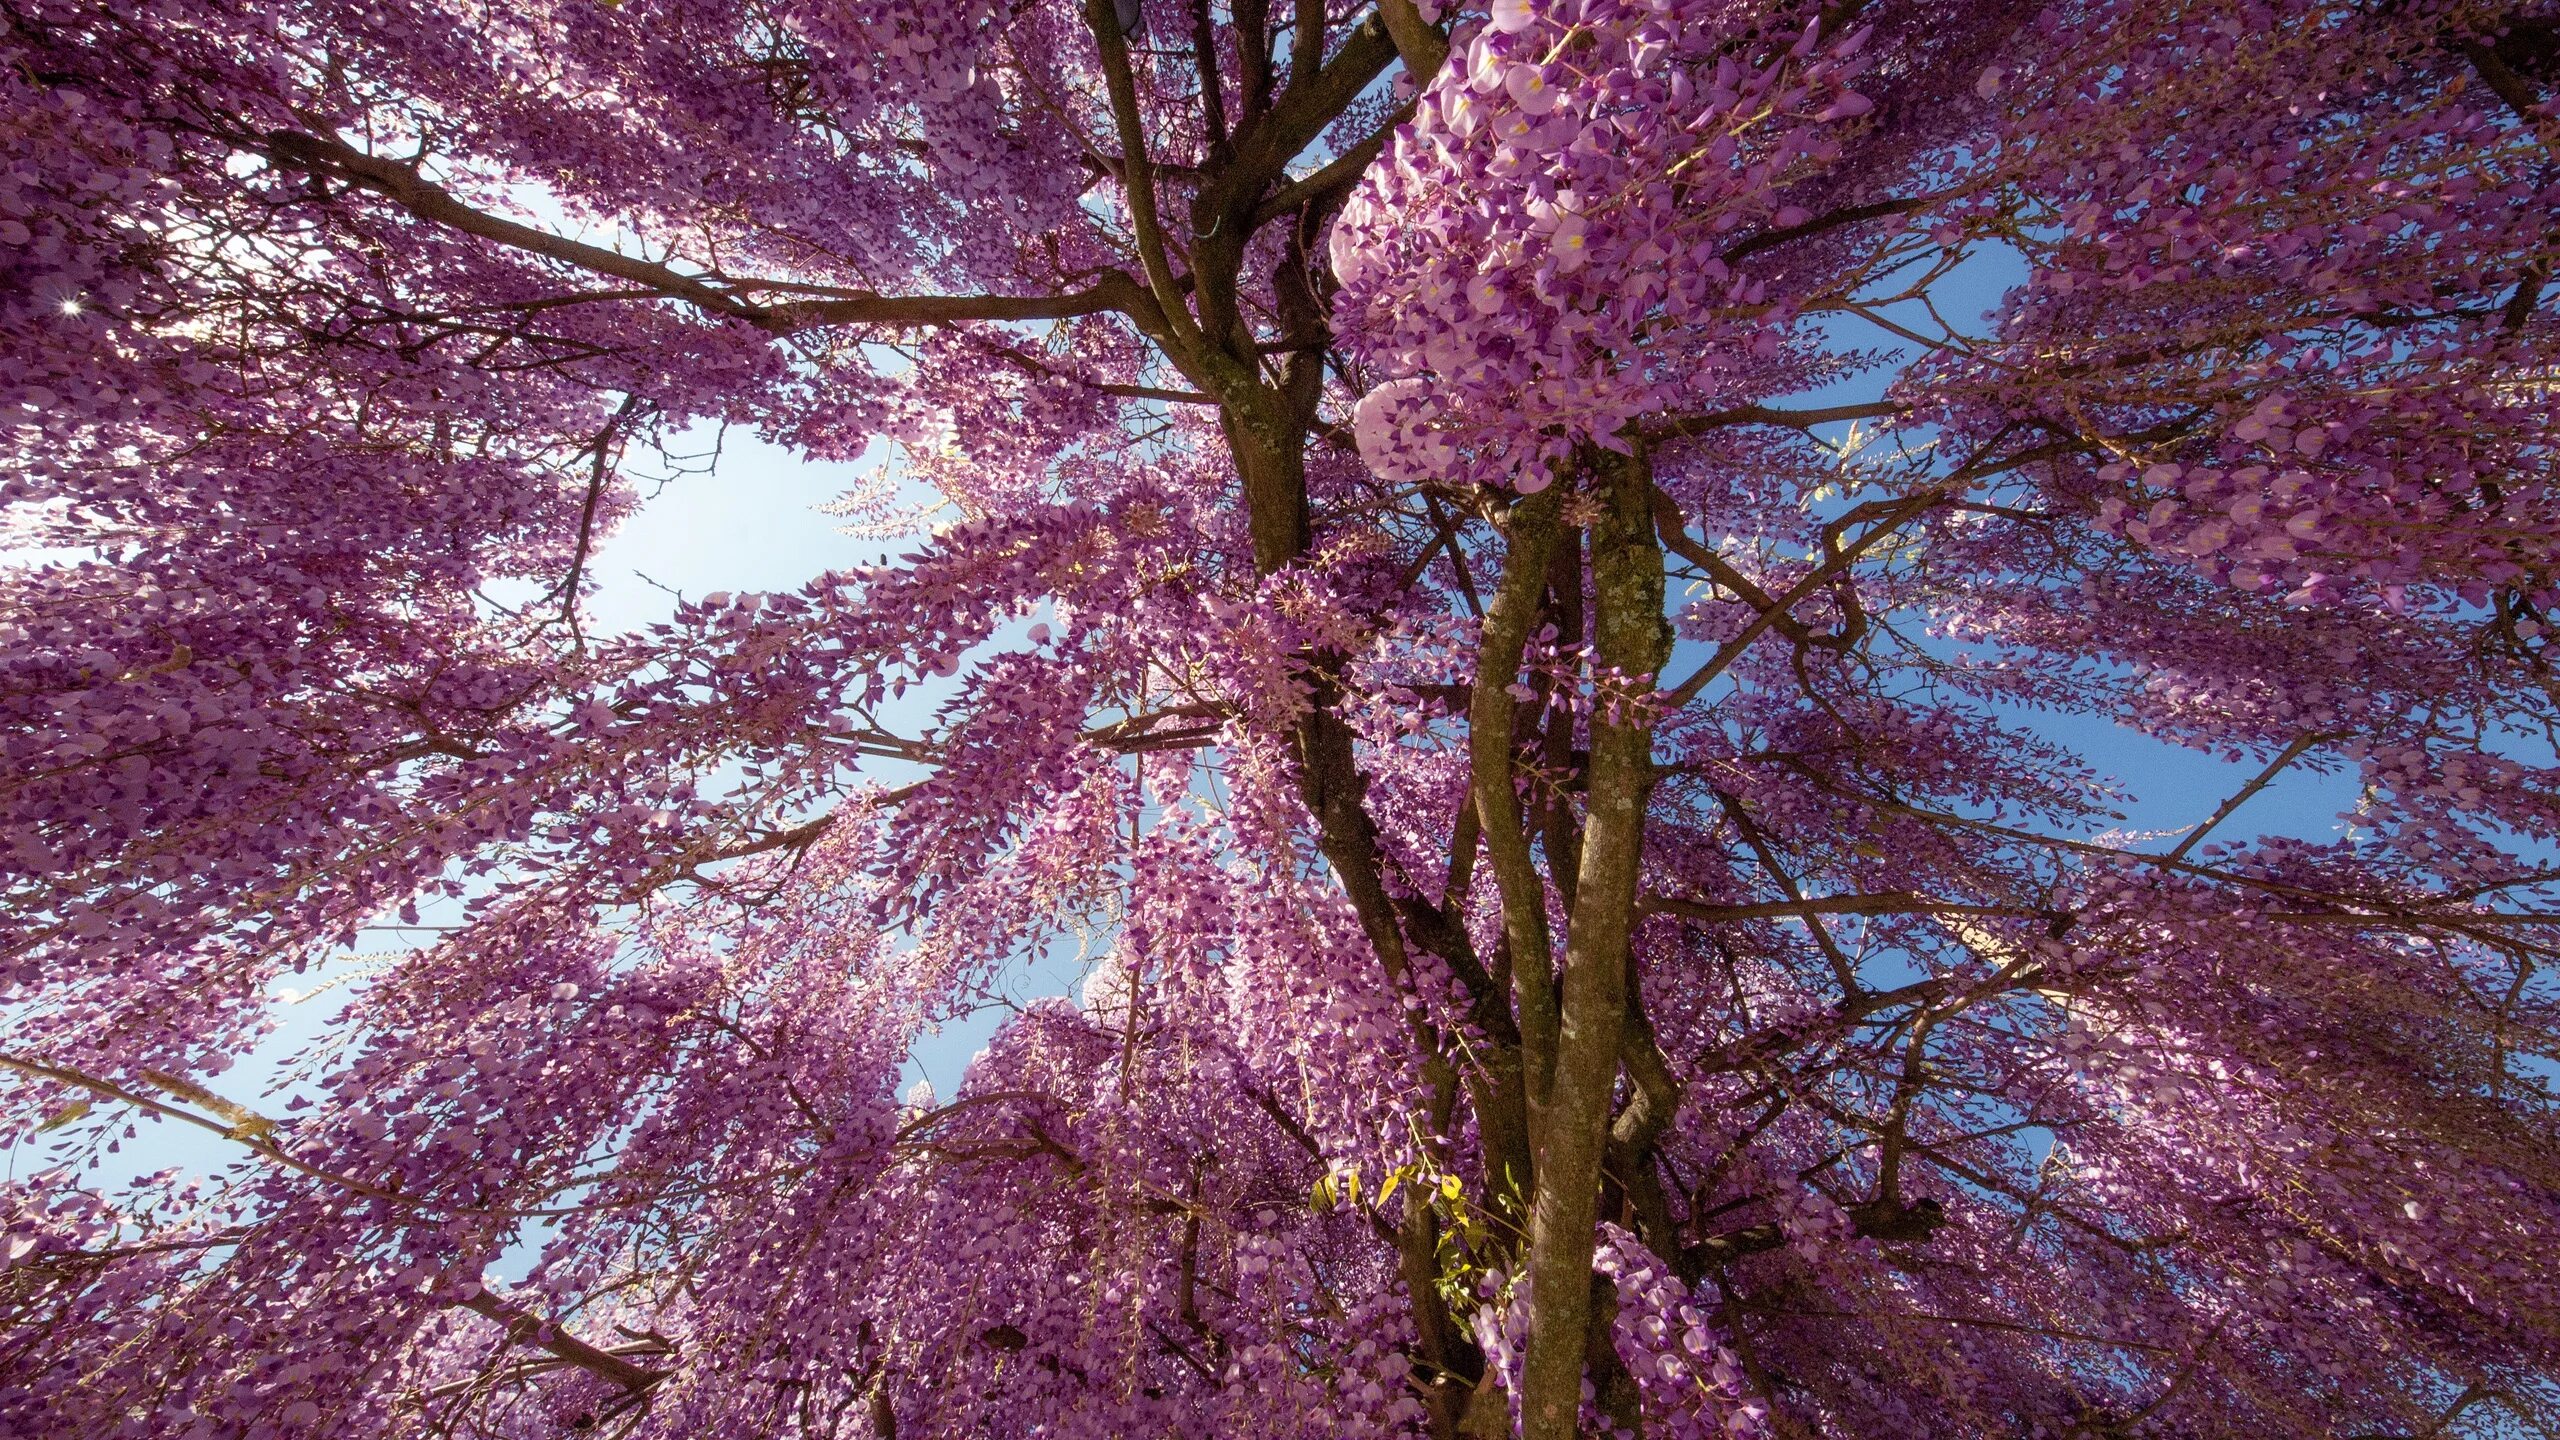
1687, 235, 2376, 852
28, 422, 1048, 1215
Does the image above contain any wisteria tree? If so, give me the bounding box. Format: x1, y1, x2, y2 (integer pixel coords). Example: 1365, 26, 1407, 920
7, 0, 2560, 1435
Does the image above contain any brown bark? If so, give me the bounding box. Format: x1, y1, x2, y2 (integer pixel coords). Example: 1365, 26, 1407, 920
1516, 449, 1670, 1440
259, 128, 1149, 333
1467, 485, 1569, 1195
460, 1290, 667, 1395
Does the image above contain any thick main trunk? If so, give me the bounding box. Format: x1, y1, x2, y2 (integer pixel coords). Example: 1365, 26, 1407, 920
1225, 417, 1534, 1439
1515, 450, 1670, 1440
1468, 486, 1568, 1160
1218, 405, 1665, 1440
1223, 406, 1313, 575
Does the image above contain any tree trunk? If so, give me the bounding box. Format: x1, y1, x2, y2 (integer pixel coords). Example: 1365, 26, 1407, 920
1515, 449, 1669, 1440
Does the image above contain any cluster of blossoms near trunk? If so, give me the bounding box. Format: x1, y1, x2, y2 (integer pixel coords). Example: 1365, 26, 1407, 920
9, 0, 2560, 1436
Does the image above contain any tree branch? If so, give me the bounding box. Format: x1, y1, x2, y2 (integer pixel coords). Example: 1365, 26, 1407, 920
1377, 0, 1451, 80
2165, 733, 2327, 862
460, 1290, 669, 1395
260, 129, 1147, 333
1644, 400, 1907, 441
1083, 0, 1214, 361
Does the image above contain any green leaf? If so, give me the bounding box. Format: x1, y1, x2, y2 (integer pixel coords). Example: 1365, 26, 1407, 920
37, 1098, 92, 1132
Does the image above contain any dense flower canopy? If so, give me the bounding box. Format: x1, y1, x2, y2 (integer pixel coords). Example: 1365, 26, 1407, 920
7, 0, 2560, 1437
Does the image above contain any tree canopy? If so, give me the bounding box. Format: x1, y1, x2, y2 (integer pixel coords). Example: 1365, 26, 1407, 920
7, 0, 2560, 1437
